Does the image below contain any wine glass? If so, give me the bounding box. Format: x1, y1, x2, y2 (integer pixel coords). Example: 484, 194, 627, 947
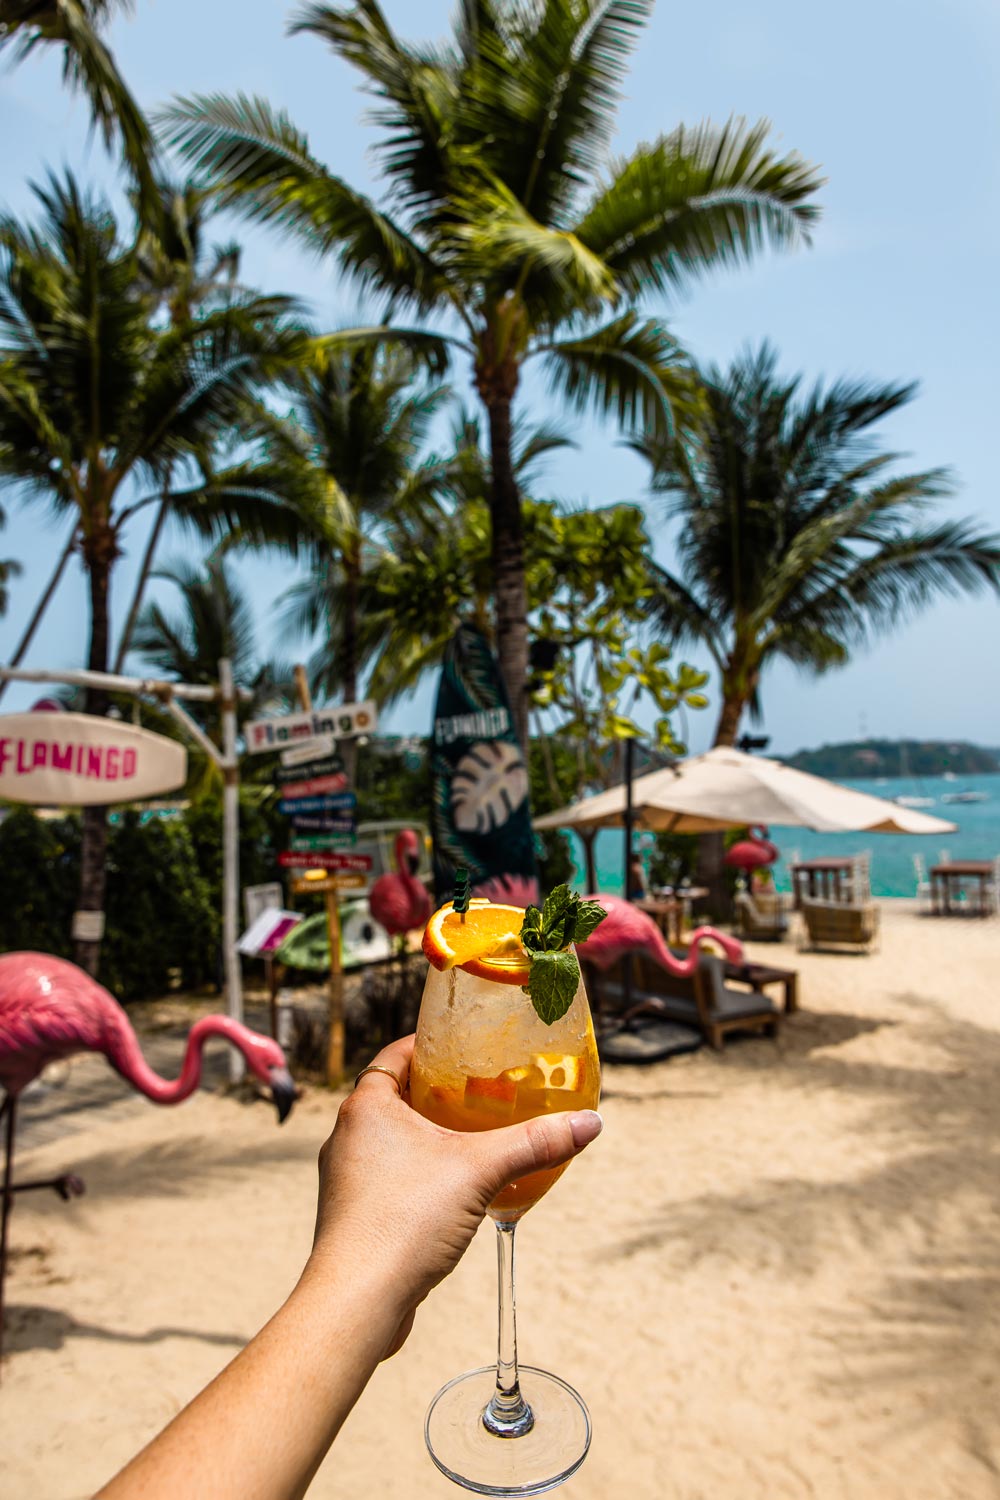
410, 944, 600, 1495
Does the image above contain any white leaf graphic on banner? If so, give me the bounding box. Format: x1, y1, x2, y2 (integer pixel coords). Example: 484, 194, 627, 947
451, 742, 528, 835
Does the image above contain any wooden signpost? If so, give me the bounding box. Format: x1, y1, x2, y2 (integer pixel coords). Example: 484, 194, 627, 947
276, 668, 376, 1086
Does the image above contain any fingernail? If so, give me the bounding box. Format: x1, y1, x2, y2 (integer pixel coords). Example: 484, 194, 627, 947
569, 1110, 604, 1148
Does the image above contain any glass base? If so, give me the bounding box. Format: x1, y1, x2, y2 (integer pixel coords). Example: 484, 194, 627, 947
425, 1365, 591, 1496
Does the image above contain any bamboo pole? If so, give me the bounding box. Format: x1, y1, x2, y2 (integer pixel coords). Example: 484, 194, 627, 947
0, 663, 248, 703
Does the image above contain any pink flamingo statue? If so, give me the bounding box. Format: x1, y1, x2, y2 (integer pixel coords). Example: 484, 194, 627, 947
576, 894, 743, 975
724, 826, 779, 875
369, 829, 432, 939
0, 951, 295, 1364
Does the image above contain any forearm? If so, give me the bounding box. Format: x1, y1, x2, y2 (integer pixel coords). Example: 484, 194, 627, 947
95, 1257, 403, 1500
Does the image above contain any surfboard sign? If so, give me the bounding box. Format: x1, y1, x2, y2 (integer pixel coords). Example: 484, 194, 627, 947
0, 713, 187, 807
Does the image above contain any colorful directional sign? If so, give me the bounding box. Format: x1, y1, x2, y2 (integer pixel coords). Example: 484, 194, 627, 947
290, 833, 358, 853
278, 851, 373, 871
279, 772, 349, 800
279, 734, 337, 768
276, 754, 344, 785
288, 813, 357, 834
278, 793, 355, 817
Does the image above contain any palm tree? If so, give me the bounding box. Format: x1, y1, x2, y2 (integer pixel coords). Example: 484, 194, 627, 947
300, 411, 572, 706
268, 343, 452, 719
0, 172, 309, 974
638, 342, 1000, 903
113, 178, 246, 672
1, 0, 157, 207
132, 553, 293, 741
161, 0, 823, 749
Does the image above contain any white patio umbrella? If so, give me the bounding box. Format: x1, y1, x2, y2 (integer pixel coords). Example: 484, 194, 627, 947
533, 746, 957, 835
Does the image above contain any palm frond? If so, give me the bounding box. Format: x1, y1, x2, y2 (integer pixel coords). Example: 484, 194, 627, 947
158, 92, 449, 311
646, 562, 725, 667
290, 2, 458, 217
538, 312, 693, 442
311, 323, 460, 376
2, 1, 157, 207
576, 118, 823, 298
501, 0, 656, 223
445, 174, 618, 311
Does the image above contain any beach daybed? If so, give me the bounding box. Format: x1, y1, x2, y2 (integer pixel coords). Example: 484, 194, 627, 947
734, 889, 789, 941
585, 951, 783, 1052
800, 896, 880, 952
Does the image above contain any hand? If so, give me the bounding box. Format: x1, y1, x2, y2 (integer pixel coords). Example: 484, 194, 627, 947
303, 1035, 602, 1359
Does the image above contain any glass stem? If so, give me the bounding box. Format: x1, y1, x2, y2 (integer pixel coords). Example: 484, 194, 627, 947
482, 1220, 534, 1437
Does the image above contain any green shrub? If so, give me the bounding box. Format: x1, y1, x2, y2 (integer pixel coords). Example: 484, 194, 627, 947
101, 811, 218, 1000
0, 807, 79, 956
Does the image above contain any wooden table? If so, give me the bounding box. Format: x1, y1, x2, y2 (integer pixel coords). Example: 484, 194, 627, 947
930, 861, 995, 916
636, 891, 709, 945
790, 858, 855, 907
725, 960, 799, 1013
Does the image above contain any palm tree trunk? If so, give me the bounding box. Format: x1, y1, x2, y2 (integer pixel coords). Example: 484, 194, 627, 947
113, 494, 169, 673
74, 542, 113, 977
0, 523, 77, 705
483, 393, 529, 752
340, 545, 360, 786
713, 694, 744, 748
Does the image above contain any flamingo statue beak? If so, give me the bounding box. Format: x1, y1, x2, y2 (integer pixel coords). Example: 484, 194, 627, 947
267, 1066, 297, 1124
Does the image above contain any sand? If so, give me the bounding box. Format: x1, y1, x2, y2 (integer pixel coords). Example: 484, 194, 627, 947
3, 904, 999, 1499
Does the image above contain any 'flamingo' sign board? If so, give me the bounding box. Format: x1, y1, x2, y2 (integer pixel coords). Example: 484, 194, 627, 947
0, 713, 187, 806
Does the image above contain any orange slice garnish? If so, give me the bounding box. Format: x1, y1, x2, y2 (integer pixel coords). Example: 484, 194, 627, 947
422, 899, 530, 985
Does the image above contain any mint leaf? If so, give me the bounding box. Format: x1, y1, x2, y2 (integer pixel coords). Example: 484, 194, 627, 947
520, 904, 545, 954
570, 900, 607, 944
524, 949, 581, 1026
541, 884, 574, 945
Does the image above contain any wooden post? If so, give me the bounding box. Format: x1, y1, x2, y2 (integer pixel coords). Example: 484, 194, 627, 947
219, 657, 244, 1082
292, 665, 345, 1087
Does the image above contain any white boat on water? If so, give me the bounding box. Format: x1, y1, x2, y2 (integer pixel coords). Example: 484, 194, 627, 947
894, 794, 936, 808
941, 790, 989, 804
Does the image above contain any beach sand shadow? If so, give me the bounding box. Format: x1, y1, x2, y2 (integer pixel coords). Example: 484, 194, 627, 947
3, 1302, 244, 1356
598, 999, 1000, 1456
18, 1132, 317, 1209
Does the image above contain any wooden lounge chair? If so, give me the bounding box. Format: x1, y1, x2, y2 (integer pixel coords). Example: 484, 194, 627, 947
734, 890, 789, 941
800, 896, 880, 952
584, 950, 782, 1053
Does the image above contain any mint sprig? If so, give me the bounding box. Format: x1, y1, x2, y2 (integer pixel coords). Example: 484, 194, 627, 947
520, 885, 607, 1024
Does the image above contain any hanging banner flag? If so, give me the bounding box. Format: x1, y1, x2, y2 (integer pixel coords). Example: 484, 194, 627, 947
430, 626, 538, 906
0, 713, 186, 806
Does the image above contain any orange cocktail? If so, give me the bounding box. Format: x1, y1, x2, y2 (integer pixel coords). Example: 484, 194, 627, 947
410, 954, 600, 1217
412, 889, 605, 1495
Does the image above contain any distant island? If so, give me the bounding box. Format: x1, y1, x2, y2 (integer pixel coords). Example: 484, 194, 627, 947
784, 739, 1000, 779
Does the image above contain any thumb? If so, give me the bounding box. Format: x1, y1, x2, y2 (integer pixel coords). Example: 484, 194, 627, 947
471, 1109, 603, 1201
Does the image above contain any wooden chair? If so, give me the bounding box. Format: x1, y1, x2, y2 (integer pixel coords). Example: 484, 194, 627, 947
584, 951, 781, 1052
734, 890, 789, 941
912, 853, 933, 913
800, 896, 880, 952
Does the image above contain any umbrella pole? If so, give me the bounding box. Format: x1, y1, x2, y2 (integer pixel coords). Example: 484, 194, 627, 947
623, 737, 635, 1011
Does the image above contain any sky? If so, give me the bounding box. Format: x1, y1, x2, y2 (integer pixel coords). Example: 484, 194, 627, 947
1, 0, 998, 756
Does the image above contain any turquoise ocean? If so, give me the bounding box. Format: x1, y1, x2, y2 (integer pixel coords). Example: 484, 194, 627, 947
568, 772, 1000, 899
